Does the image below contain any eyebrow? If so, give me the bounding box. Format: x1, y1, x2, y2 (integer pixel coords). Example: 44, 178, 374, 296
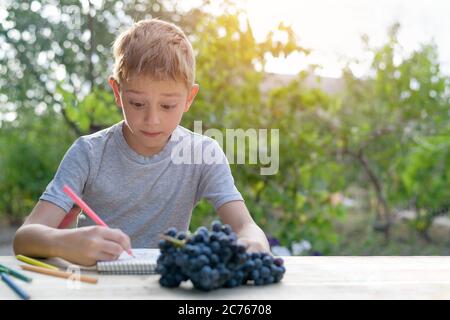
161, 93, 182, 97
125, 90, 144, 94
125, 90, 182, 97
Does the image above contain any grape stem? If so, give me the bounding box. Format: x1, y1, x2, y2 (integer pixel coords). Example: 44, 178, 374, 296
159, 234, 187, 247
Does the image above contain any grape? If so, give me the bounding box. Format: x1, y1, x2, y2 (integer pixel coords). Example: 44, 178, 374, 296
156, 220, 286, 291
165, 227, 177, 237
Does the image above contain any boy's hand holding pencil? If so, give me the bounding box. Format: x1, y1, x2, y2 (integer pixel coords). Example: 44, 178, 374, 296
54, 225, 132, 266
50, 185, 134, 266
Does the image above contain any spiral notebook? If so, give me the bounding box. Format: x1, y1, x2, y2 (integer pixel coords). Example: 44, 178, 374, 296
97, 248, 159, 274
44, 249, 160, 275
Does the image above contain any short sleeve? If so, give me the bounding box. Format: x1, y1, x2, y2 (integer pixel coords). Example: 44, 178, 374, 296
195, 139, 244, 210
39, 137, 91, 213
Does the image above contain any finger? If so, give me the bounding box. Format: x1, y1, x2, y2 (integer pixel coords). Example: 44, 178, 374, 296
99, 239, 124, 257
97, 251, 119, 262
101, 228, 132, 251
236, 239, 250, 247
245, 242, 268, 253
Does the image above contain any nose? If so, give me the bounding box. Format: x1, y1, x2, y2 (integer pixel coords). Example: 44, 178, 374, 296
143, 106, 160, 126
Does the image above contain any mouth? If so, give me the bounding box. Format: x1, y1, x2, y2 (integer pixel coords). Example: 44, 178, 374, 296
141, 130, 162, 137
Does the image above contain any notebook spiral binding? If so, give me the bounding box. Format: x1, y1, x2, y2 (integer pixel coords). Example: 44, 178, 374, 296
97, 260, 157, 275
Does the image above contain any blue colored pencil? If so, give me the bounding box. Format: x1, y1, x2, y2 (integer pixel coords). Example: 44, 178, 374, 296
1, 272, 31, 300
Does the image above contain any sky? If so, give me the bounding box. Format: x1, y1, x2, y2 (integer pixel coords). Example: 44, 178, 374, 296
183, 0, 450, 78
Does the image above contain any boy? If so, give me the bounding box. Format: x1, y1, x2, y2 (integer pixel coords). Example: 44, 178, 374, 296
13, 18, 270, 266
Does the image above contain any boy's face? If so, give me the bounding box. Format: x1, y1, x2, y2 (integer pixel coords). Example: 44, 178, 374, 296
109, 74, 199, 156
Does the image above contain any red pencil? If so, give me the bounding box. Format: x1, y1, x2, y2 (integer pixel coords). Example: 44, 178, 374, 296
62, 185, 134, 257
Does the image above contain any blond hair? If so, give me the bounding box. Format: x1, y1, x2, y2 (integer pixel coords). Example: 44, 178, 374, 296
112, 18, 195, 88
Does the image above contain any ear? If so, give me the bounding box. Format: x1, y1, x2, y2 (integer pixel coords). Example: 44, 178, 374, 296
183, 84, 199, 112
108, 76, 122, 107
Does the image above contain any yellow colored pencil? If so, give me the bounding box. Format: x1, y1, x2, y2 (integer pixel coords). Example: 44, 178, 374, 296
20, 265, 98, 284
16, 255, 59, 271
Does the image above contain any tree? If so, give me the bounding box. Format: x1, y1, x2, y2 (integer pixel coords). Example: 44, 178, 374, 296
0, 0, 201, 134
336, 23, 449, 240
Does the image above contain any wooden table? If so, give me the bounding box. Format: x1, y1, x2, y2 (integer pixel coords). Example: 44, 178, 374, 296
1, 256, 450, 299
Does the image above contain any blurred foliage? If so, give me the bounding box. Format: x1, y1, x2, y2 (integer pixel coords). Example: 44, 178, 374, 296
1, 1, 449, 253
337, 23, 450, 241
0, 107, 75, 222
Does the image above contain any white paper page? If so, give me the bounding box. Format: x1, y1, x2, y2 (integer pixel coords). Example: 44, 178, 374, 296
116, 248, 160, 262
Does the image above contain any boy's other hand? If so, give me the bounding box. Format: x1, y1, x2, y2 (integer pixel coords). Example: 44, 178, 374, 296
59, 226, 132, 266
238, 237, 272, 255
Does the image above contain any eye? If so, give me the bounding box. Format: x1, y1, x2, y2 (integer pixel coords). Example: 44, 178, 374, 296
130, 101, 145, 108
161, 104, 176, 109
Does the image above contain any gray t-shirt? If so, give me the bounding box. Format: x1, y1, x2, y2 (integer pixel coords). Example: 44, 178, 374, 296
40, 120, 243, 248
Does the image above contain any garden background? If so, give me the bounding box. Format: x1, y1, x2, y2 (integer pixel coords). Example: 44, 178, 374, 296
0, 0, 449, 256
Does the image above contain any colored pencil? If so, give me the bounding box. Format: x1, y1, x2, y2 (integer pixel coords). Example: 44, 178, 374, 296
1, 272, 31, 300
20, 264, 98, 284
16, 255, 59, 271
0, 264, 33, 283
62, 184, 134, 257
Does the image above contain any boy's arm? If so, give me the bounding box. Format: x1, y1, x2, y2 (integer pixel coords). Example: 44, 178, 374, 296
197, 139, 269, 251
13, 200, 132, 266
14, 137, 132, 265
13, 200, 68, 258
217, 200, 270, 253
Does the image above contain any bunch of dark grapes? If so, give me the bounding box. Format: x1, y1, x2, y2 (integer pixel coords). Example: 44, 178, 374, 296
156, 221, 286, 291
